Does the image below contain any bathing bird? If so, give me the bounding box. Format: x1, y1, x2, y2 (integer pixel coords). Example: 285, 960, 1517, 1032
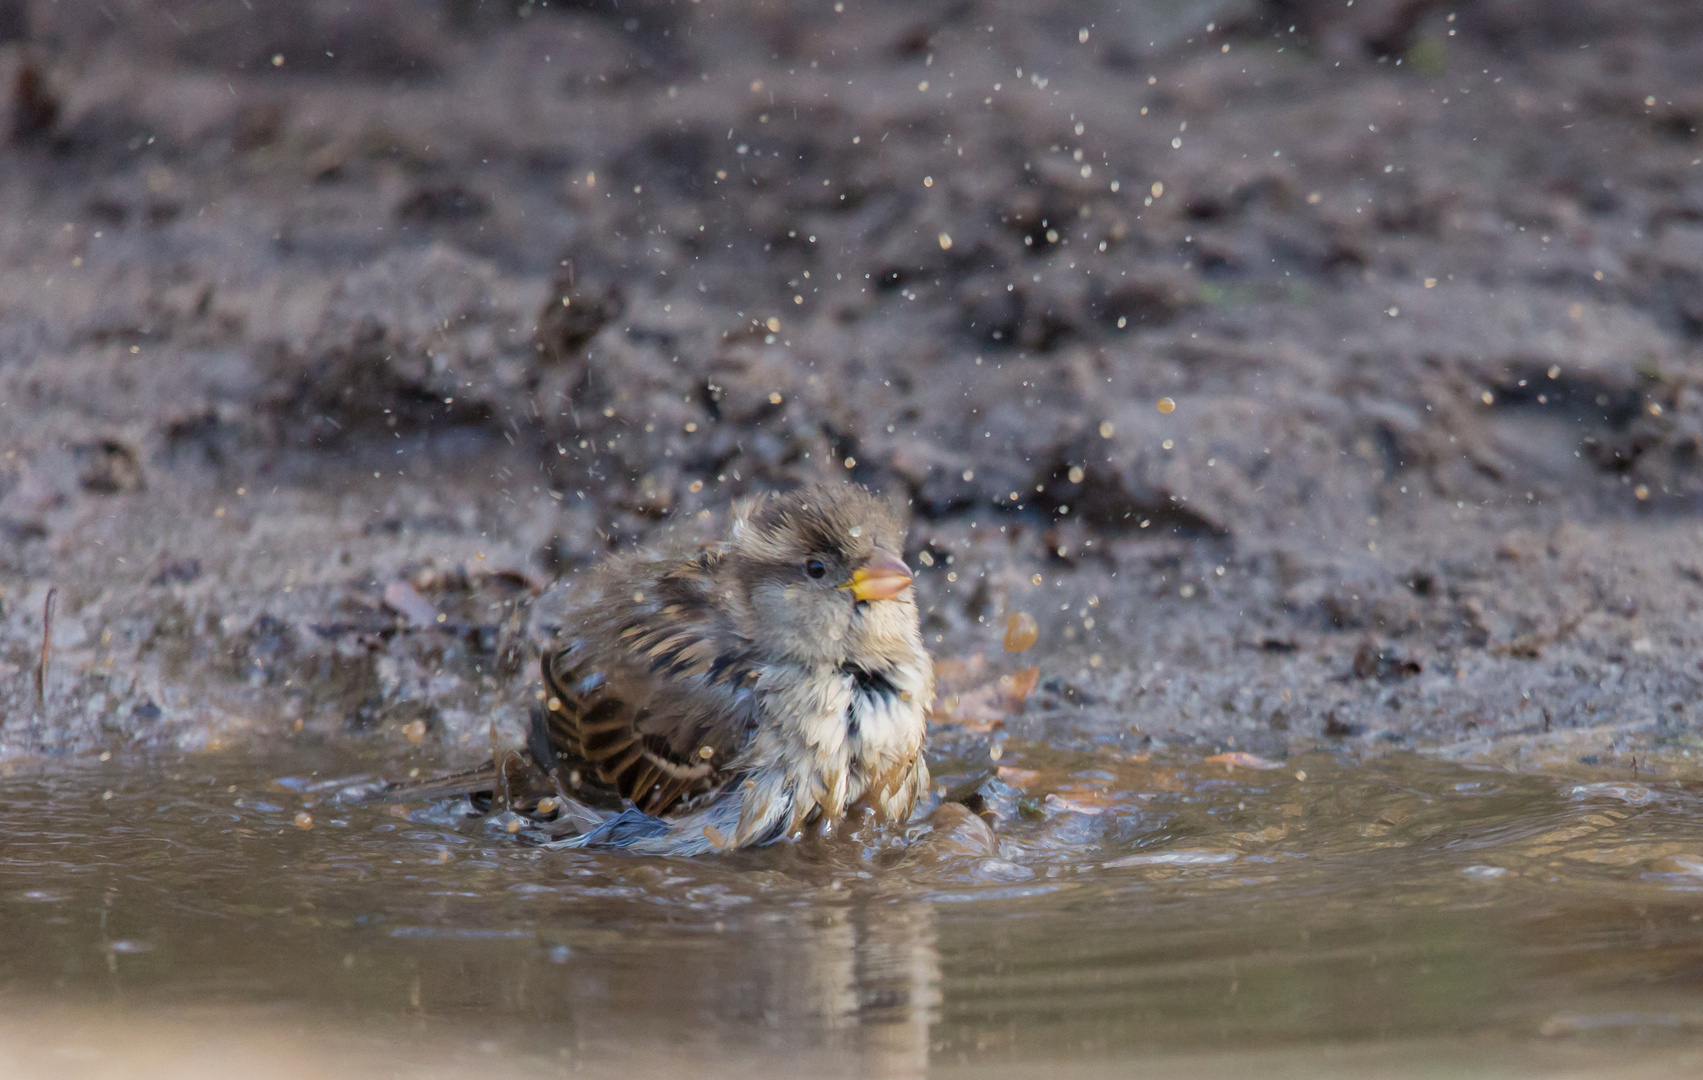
374, 485, 934, 856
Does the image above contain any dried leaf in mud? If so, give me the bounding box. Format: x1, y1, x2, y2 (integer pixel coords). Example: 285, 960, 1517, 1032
1044, 791, 1118, 816
931, 652, 988, 690
931, 666, 1040, 731
382, 580, 438, 628
995, 766, 1040, 788
1002, 666, 1040, 702
1202, 752, 1286, 772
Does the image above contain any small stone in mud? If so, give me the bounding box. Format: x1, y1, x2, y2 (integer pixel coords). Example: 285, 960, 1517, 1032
294, 812, 314, 830
535, 267, 624, 363
393, 183, 491, 222
1351, 642, 1422, 682
402, 720, 427, 744
1004, 611, 1039, 653
149, 558, 202, 586
73, 440, 144, 495
8, 62, 59, 144
1323, 712, 1365, 738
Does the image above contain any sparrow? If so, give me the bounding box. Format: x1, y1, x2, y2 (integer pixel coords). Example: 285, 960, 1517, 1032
374, 485, 934, 856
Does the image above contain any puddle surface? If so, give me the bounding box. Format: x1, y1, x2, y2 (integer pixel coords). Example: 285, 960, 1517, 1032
6, 745, 1703, 1076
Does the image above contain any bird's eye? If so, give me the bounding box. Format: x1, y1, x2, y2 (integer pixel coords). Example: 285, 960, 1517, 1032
805, 558, 827, 579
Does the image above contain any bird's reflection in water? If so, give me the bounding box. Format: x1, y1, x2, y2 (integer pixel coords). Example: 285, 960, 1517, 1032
796, 900, 940, 1079
404, 882, 940, 1077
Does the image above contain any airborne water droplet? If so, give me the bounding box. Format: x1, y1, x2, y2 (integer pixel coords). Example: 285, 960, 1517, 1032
1004, 611, 1039, 653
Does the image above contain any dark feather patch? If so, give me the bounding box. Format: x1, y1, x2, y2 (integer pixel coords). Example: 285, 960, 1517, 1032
538, 559, 763, 816
842, 664, 903, 740
843, 663, 901, 701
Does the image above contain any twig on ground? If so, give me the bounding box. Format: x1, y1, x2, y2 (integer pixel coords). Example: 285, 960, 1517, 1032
36, 586, 56, 705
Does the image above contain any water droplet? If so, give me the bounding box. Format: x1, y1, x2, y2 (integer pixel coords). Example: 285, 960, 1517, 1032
1004, 611, 1039, 653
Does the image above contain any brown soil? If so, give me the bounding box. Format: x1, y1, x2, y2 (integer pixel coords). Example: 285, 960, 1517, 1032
2, 0, 1702, 773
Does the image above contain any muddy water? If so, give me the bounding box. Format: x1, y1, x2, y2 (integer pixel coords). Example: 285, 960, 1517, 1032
6, 747, 1703, 1078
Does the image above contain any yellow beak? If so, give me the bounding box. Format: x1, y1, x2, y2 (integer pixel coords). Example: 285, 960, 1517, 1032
842, 550, 914, 601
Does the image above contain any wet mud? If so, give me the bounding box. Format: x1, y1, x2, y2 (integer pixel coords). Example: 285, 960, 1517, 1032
1, 0, 1702, 777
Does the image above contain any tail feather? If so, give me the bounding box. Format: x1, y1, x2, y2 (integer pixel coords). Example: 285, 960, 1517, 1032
345, 747, 555, 812
525, 703, 560, 773
342, 763, 503, 806
539, 788, 792, 856
543, 807, 672, 849
353, 754, 800, 856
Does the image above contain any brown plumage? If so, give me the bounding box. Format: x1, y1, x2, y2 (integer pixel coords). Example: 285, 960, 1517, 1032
373, 485, 935, 856
535, 484, 934, 854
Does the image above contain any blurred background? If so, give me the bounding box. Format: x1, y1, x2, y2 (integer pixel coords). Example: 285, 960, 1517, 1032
1, 0, 1701, 763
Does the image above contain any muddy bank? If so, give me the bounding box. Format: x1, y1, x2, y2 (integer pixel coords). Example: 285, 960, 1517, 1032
1, 0, 1702, 771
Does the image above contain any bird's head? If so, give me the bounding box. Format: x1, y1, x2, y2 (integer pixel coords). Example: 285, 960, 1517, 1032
726, 485, 922, 668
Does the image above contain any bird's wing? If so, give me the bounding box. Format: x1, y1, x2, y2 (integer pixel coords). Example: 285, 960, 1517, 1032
538, 550, 763, 816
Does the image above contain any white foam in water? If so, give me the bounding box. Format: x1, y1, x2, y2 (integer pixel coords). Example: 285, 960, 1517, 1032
1103, 850, 1237, 869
